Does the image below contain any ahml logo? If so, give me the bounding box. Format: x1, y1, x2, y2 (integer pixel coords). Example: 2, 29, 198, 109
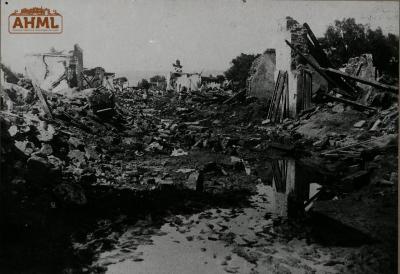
8, 6, 63, 34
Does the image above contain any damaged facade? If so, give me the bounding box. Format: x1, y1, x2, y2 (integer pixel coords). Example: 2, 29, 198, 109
25, 44, 84, 92
24, 44, 116, 93
167, 72, 202, 92
167, 72, 225, 92
247, 49, 276, 99
247, 17, 328, 120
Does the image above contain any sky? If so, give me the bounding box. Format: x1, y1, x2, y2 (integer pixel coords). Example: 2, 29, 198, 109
1, 0, 399, 77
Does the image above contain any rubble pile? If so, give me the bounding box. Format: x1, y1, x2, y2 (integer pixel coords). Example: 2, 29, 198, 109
0, 23, 398, 272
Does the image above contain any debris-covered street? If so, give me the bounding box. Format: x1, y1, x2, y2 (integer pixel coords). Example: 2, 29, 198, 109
1, 2, 398, 274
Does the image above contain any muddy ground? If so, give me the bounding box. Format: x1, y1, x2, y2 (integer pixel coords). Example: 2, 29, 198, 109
0, 88, 397, 274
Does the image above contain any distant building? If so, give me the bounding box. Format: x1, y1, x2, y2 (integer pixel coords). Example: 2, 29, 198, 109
167, 72, 225, 92
200, 75, 225, 90
166, 72, 202, 92
113, 77, 129, 91
82, 67, 115, 90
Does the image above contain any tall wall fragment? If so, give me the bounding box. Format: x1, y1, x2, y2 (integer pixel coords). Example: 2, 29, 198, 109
247, 49, 276, 99
275, 16, 311, 118
24, 44, 84, 92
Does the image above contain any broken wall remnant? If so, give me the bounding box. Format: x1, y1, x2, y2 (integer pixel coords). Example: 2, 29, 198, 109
200, 75, 225, 90
275, 17, 311, 118
24, 44, 84, 92
114, 77, 129, 91
178, 73, 202, 92
82, 67, 115, 90
344, 54, 377, 81
250, 17, 328, 122
271, 159, 311, 218
166, 72, 202, 92
344, 53, 378, 99
247, 49, 276, 99
274, 17, 328, 118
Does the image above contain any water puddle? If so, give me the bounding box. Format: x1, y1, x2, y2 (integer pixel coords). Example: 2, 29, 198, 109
88, 159, 352, 273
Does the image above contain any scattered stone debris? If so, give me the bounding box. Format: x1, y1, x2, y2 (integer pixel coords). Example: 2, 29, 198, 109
1, 16, 398, 274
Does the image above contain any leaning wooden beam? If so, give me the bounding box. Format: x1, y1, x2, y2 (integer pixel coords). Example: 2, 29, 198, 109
222, 89, 245, 104
303, 23, 332, 67
321, 67, 398, 93
322, 92, 376, 111
32, 83, 53, 119
285, 40, 357, 99
50, 73, 67, 89
81, 74, 92, 88
272, 72, 287, 122
267, 71, 282, 119
302, 25, 361, 96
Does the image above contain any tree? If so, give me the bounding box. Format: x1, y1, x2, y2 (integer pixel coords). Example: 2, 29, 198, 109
137, 79, 150, 89
149, 75, 166, 89
224, 53, 260, 89
149, 75, 166, 83
320, 18, 398, 76
216, 74, 225, 83
366, 28, 399, 76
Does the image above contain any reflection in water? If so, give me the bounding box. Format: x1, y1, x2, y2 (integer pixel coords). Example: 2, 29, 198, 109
271, 159, 321, 218
91, 159, 328, 273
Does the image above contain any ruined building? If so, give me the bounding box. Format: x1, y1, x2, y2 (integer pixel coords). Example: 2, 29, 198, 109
247, 49, 276, 99
24, 44, 117, 93
247, 17, 328, 120
166, 72, 202, 92
25, 44, 84, 92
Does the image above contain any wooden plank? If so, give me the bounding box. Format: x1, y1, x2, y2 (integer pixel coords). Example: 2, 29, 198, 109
272, 71, 287, 122
223, 89, 246, 104
322, 92, 377, 111
269, 71, 281, 118
305, 70, 312, 110
267, 71, 282, 120
303, 23, 332, 67
282, 74, 289, 120
282, 72, 289, 121
322, 67, 398, 93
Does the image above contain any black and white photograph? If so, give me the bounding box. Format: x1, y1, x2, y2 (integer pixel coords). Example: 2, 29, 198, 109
0, 0, 399, 273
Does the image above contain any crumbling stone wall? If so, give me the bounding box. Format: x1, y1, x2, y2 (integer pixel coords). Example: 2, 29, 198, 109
286, 17, 309, 70
247, 49, 276, 99
276, 16, 328, 117
25, 44, 84, 92
345, 54, 377, 81
25, 54, 69, 91
344, 54, 382, 105
275, 16, 311, 117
